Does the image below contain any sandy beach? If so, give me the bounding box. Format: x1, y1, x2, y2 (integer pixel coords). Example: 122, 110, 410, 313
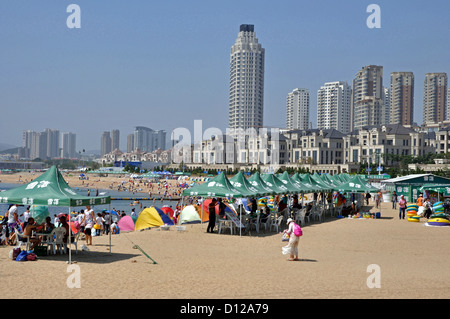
1, 171, 450, 300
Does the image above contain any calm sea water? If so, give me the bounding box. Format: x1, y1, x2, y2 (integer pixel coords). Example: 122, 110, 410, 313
0, 183, 180, 219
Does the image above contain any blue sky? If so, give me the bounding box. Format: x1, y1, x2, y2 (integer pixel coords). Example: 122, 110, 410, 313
1, 0, 449, 151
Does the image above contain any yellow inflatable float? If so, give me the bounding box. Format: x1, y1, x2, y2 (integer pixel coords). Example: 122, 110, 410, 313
408, 216, 420, 222
427, 218, 450, 226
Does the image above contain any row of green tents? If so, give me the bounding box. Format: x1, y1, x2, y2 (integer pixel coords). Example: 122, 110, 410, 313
182, 171, 379, 199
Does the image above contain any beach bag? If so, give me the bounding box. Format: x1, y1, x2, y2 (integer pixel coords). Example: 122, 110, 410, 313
11, 248, 21, 260
294, 223, 303, 237
281, 232, 290, 242
26, 253, 37, 261
15, 250, 28, 262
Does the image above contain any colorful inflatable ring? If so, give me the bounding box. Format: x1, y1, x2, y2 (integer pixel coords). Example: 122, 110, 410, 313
407, 204, 418, 207
408, 217, 420, 222
407, 212, 417, 217
427, 218, 450, 226
433, 202, 443, 207
431, 213, 447, 218
406, 209, 417, 214
433, 205, 443, 210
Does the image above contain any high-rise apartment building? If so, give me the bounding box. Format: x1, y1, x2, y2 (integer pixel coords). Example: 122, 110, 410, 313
448, 88, 450, 120
45, 128, 60, 158
423, 73, 448, 124
390, 72, 414, 126
127, 134, 135, 152
62, 132, 76, 158
228, 24, 265, 134
286, 88, 310, 130
133, 126, 166, 152
101, 131, 112, 156
382, 86, 391, 125
317, 81, 352, 133
111, 129, 120, 151
352, 65, 387, 130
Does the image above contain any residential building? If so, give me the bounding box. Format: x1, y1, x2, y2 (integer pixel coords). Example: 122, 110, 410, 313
390, 72, 414, 126
100, 131, 112, 156
423, 73, 448, 124
45, 128, 60, 158
133, 126, 166, 152
111, 129, 120, 151
61, 132, 76, 158
286, 88, 310, 130
352, 65, 387, 130
228, 24, 265, 135
317, 81, 352, 133
284, 129, 345, 165
343, 124, 433, 166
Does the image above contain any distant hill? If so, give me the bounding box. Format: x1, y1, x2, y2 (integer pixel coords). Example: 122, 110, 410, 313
0, 143, 18, 152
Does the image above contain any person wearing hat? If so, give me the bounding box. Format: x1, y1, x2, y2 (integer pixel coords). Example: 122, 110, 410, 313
282, 218, 301, 261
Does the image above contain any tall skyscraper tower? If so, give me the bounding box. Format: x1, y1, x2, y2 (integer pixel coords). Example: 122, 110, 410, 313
62, 132, 76, 158
228, 24, 265, 134
111, 129, 120, 151
352, 65, 387, 130
390, 72, 414, 126
423, 73, 448, 124
286, 88, 310, 130
317, 81, 352, 133
101, 131, 112, 156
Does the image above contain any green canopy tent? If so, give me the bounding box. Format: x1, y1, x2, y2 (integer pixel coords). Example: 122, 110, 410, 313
182, 172, 243, 198
291, 173, 321, 193
334, 175, 379, 194
300, 174, 333, 193
261, 173, 292, 194
247, 172, 276, 196
278, 171, 312, 194
418, 184, 450, 202
418, 184, 450, 194
229, 171, 266, 197
181, 173, 245, 232
0, 165, 111, 264
311, 173, 334, 190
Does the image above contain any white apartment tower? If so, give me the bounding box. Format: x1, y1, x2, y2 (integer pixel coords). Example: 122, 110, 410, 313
286, 88, 310, 130
62, 132, 76, 159
228, 24, 265, 134
352, 65, 388, 130
317, 81, 352, 133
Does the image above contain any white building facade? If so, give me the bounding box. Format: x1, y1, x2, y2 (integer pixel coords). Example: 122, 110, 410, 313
286, 88, 310, 130
317, 81, 352, 134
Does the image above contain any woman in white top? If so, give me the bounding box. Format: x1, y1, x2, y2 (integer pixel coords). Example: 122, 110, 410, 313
282, 218, 300, 261
81, 205, 96, 245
